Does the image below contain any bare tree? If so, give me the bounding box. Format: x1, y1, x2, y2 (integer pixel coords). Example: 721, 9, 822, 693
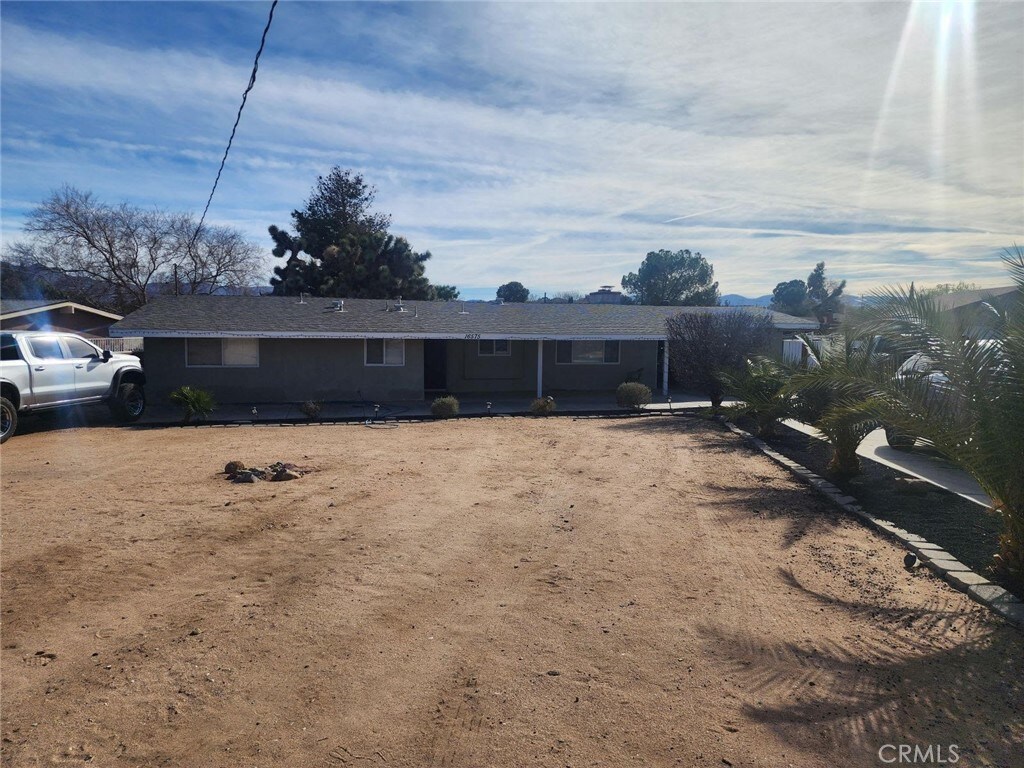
10, 186, 263, 313
666, 310, 775, 409
169, 217, 262, 296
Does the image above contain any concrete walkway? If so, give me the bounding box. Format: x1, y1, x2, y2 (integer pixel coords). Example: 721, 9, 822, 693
782, 419, 993, 508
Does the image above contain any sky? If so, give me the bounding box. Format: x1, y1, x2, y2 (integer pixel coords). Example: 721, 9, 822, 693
1, 1, 1022, 301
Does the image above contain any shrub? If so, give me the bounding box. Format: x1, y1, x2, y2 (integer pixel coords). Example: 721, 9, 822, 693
666, 310, 775, 409
530, 396, 556, 416
616, 382, 652, 410
299, 400, 324, 420
431, 395, 459, 419
169, 386, 216, 424
721, 358, 794, 437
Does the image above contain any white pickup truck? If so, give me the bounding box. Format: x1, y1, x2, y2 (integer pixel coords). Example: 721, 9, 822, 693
0, 331, 146, 444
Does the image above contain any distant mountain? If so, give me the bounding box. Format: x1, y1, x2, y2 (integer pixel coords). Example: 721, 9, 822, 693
720, 294, 773, 307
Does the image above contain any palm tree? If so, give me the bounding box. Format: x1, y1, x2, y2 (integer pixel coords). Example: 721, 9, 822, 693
722, 357, 796, 438
785, 330, 884, 478
815, 247, 1024, 589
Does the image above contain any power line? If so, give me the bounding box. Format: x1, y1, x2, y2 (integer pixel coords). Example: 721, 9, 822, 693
189, 0, 278, 251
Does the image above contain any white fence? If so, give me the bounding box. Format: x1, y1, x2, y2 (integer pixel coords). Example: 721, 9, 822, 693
782, 337, 821, 368
92, 337, 144, 353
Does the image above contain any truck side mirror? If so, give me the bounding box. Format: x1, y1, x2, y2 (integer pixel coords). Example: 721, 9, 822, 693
103, 349, 113, 362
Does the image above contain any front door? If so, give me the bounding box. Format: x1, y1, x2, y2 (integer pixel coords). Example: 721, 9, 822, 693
424, 339, 447, 391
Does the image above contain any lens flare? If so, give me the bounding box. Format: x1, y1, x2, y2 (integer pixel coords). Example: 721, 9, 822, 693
861, 0, 978, 225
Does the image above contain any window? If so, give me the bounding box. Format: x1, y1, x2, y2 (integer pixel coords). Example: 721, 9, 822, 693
555, 340, 620, 364
65, 337, 99, 358
186, 338, 259, 367
478, 339, 510, 356
365, 338, 405, 366
28, 337, 65, 360
1, 334, 20, 362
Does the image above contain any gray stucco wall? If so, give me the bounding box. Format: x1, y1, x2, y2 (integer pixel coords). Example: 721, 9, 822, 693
143, 337, 667, 403
144, 338, 424, 403
444, 340, 659, 394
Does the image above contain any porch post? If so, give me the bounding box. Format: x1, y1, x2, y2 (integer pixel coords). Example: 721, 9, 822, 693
662, 339, 670, 397
536, 339, 544, 398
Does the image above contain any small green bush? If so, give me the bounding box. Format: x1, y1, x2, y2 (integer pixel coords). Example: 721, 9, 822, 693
616, 381, 652, 410
530, 396, 556, 416
299, 400, 324, 420
169, 386, 216, 424
431, 395, 460, 419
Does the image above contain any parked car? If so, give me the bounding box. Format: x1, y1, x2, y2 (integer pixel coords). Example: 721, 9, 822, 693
882, 342, 998, 449
0, 331, 146, 444
883, 353, 946, 448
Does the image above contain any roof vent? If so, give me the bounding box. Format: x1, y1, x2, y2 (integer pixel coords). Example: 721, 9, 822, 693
297, 292, 308, 305
458, 302, 469, 315
330, 299, 346, 313
394, 296, 407, 313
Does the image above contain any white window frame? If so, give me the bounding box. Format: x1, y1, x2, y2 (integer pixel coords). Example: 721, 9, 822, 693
364, 338, 406, 367
555, 340, 621, 365
185, 338, 260, 368
478, 339, 511, 357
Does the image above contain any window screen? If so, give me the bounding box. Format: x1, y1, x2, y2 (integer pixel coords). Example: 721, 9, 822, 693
187, 339, 223, 366
556, 341, 572, 364
603, 341, 620, 364
366, 339, 404, 366
223, 339, 259, 366
557, 340, 620, 364
384, 339, 404, 365
365, 338, 384, 365
479, 339, 510, 356
572, 340, 606, 363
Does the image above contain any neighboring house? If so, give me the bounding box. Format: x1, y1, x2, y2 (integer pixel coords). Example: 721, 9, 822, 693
582, 286, 625, 304
0, 299, 122, 337
110, 295, 818, 403
931, 286, 1017, 338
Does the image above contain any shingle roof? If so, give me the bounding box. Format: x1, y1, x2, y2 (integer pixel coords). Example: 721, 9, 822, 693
0, 299, 64, 315
931, 286, 1017, 312
111, 295, 818, 339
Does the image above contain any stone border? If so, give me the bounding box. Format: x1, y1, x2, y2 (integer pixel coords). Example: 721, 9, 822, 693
722, 420, 1024, 630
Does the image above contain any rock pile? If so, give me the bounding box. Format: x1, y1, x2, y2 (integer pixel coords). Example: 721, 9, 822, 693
224, 460, 307, 483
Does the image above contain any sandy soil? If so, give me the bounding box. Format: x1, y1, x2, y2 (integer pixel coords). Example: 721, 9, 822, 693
2, 416, 1021, 768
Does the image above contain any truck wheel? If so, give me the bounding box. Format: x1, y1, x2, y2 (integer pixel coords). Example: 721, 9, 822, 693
884, 425, 915, 450
109, 383, 146, 423
0, 397, 17, 444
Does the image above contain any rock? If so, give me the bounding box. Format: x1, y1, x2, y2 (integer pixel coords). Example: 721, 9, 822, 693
224, 460, 246, 474
233, 471, 256, 483
248, 468, 268, 480
272, 469, 301, 482
546, 670, 561, 676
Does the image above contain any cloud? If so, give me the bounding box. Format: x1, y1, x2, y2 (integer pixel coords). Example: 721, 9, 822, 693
1, 2, 1021, 295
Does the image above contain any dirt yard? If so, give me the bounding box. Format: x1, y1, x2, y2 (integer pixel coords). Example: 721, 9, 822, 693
2, 416, 1021, 767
